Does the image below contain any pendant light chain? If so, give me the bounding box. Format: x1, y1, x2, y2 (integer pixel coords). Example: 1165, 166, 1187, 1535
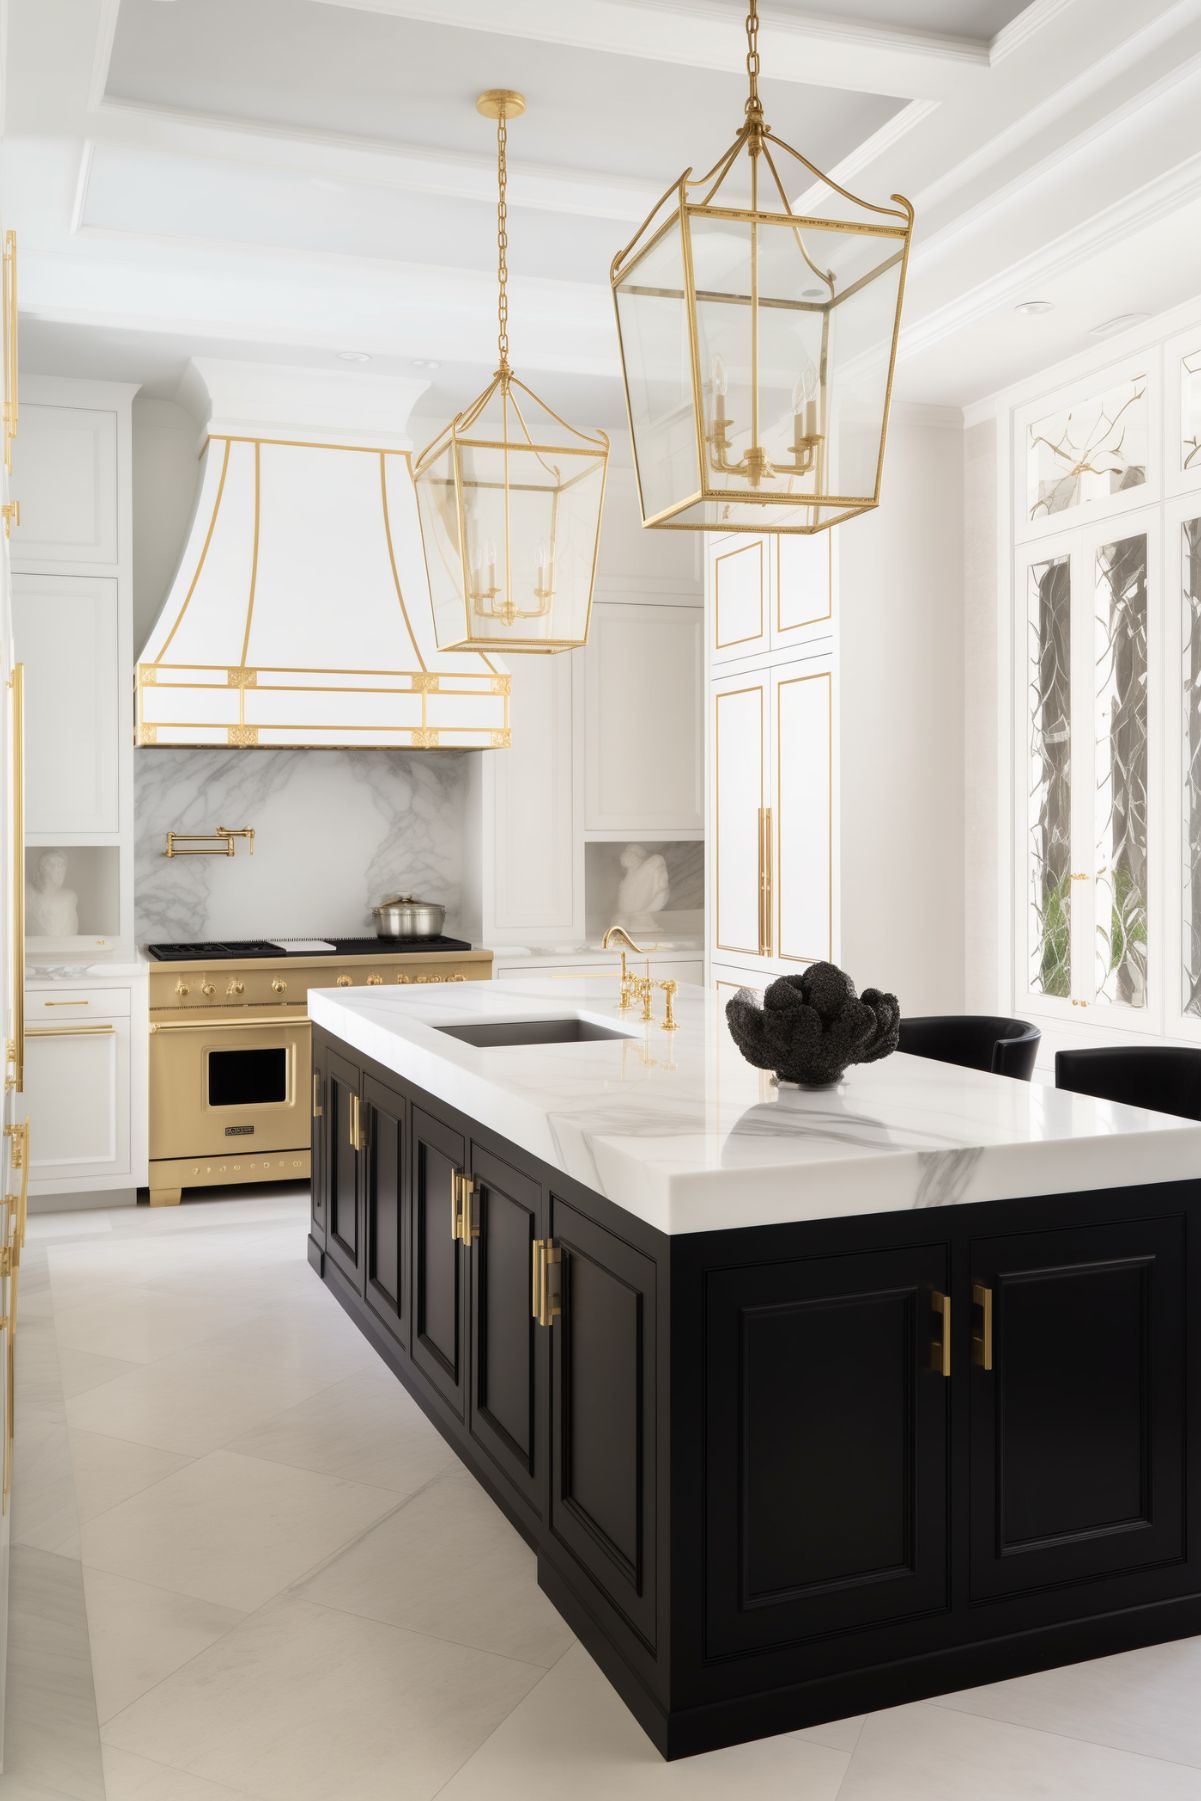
744, 0, 765, 136
496, 107, 510, 377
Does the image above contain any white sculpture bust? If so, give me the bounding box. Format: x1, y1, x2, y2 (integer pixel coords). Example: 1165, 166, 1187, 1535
615, 843, 669, 928
27, 849, 80, 938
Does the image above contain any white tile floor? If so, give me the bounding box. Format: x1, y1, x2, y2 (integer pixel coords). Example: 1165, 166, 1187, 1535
16, 1189, 1201, 1799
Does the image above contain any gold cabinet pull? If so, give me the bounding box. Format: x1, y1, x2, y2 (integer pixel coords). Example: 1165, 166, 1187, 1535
531, 1239, 561, 1328
312, 1072, 323, 1119
7, 665, 24, 1094
931, 1289, 951, 1378
349, 1091, 364, 1153
451, 1171, 477, 1245
972, 1281, 993, 1371
763, 803, 773, 957
149, 1016, 311, 1033
27, 1030, 115, 1044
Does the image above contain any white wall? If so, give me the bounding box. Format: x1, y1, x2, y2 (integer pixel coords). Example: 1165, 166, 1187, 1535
838, 411, 966, 1015
962, 417, 1003, 1013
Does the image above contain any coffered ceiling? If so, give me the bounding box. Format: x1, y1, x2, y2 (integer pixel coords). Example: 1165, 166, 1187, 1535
6, 0, 1201, 421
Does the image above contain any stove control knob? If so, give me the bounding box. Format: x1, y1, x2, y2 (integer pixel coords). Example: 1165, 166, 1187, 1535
366, 974, 383, 986
175, 980, 190, 998
395, 974, 412, 984
337, 975, 353, 988
226, 979, 245, 998
271, 979, 287, 995
201, 982, 216, 998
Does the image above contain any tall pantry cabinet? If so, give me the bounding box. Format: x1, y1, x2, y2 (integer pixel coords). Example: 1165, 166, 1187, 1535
706, 533, 838, 994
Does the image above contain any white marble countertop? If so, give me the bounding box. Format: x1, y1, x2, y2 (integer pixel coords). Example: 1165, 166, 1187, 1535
489, 940, 703, 964
307, 977, 1201, 1235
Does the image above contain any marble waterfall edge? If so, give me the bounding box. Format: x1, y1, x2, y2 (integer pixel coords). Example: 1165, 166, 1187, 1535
135, 748, 469, 942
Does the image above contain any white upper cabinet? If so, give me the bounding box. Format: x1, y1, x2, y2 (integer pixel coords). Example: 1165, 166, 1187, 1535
1013, 355, 1161, 546
709, 671, 767, 963
11, 403, 118, 567
772, 660, 835, 969
582, 601, 703, 834
487, 652, 578, 939
12, 574, 120, 836
709, 532, 833, 666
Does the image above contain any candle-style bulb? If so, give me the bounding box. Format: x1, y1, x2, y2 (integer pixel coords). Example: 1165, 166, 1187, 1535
792, 359, 818, 413
712, 355, 728, 400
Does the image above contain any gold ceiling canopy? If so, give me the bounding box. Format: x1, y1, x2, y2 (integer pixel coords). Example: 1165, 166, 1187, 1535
610, 0, 914, 535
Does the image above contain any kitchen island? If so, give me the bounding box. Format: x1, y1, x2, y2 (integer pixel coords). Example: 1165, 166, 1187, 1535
308, 976, 1201, 1758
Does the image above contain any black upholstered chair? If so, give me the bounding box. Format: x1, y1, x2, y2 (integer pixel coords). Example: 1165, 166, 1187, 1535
1054, 1046, 1201, 1121
897, 1014, 1041, 1082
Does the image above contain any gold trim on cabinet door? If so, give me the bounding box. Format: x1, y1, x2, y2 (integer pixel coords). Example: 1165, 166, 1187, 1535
2, 230, 16, 474
27, 1023, 114, 1038
713, 539, 764, 652
8, 666, 24, 1093
774, 668, 833, 966
714, 682, 765, 960
774, 533, 834, 638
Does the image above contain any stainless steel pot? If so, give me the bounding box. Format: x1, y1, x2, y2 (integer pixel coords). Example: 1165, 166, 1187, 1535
372, 895, 446, 939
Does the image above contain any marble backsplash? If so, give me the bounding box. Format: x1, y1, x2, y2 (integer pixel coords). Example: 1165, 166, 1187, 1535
135, 748, 469, 944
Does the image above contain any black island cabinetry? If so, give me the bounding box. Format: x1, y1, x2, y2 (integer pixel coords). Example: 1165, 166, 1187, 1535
310, 1023, 1201, 1760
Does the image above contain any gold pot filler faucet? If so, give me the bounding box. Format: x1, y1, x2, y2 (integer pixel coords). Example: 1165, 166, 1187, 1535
601, 924, 678, 1032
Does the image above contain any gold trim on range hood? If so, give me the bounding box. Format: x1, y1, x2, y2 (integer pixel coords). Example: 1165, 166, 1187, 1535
136, 364, 510, 750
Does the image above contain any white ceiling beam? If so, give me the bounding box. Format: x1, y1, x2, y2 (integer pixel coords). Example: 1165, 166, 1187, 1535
86, 99, 661, 224
312, 0, 991, 101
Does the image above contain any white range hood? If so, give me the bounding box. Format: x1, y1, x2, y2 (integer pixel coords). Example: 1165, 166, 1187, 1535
136, 360, 510, 749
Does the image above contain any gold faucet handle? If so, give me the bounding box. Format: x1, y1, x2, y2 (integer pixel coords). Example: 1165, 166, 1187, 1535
657, 979, 679, 1032
634, 974, 654, 1023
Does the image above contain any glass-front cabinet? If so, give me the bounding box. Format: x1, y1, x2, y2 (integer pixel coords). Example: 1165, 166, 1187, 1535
1014, 327, 1201, 1044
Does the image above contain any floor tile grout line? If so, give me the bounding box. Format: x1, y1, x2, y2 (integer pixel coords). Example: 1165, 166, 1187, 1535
77, 1553, 256, 1619
922, 1694, 1201, 1776
295, 1587, 572, 1677
101, 1741, 265, 1801
425, 1654, 565, 1801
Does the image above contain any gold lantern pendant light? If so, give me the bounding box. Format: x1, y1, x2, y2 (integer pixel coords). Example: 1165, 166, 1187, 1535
611, 0, 914, 535
413, 91, 610, 653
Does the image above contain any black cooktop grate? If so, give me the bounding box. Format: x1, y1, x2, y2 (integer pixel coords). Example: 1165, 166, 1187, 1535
147, 935, 473, 961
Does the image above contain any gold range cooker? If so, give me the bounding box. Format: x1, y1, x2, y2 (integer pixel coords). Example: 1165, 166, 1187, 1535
146, 936, 492, 1207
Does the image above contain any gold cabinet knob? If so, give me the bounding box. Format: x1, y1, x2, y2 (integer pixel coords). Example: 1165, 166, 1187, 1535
201, 982, 216, 997
226, 979, 245, 997
271, 978, 287, 995
395, 974, 411, 984
175, 980, 190, 998
366, 974, 383, 986
337, 974, 353, 988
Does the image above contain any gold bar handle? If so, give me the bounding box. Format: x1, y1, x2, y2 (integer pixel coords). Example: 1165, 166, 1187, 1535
532, 1240, 561, 1328
149, 1017, 311, 1033
7, 666, 24, 1093
931, 1289, 951, 1378
763, 804, 773, 957
27, 1023, 114, 1037
349, 1091, 364, 1153
972, 1281, 993, 1371
531, 1238, 542, 1321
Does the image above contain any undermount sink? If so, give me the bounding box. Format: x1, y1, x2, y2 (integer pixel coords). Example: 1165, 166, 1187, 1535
434, 1017, 631, 1048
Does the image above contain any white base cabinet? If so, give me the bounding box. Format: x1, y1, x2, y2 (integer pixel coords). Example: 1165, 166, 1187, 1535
25, 975, 147, 1203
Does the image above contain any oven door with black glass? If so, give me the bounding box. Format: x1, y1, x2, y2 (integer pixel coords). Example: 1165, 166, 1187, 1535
148, 1010, 311, 1160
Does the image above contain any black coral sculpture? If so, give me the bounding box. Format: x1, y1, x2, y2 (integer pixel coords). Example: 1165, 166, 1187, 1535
725, 963, 900, 1088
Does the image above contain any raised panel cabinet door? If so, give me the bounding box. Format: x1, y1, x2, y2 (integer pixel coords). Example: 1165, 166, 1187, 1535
410, 1105, 467, 1418
774, 534, 833, 648
582, 603, 703, 833
710, 535, 769, 663
549, 1198, 657, 1647
710, 673, 768, 963
772, 657, 835, 969
705, 1243, 951, 1656
12, 574, 119, 834
363, 1071, 407, 1344
467, 1145, 545, 1517
25, 1019, 131, 1181
324, 1050, 363, 1291
970, 1215, 1186, 1601
11, 403, 118, 565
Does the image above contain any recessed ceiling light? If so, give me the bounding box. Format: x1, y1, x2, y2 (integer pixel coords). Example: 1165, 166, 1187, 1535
337, 351, 372, 364
1014, 300, 1054, 316
410, 358, 440, 370
1088, 312, 1149, 338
